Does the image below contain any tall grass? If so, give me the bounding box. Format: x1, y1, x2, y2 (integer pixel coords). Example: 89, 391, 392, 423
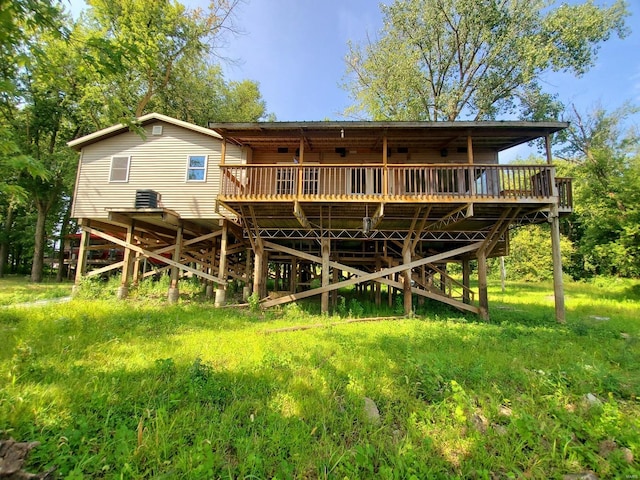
0, 277, 638, 478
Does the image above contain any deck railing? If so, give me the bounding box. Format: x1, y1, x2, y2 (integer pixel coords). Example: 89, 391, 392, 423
220, 164, 572, 207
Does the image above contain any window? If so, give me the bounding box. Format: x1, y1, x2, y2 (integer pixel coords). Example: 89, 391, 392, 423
110, 156, 131, 182
186, 155, 207, 182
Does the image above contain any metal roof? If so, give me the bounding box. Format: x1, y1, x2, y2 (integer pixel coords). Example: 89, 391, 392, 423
208, 120, 569, 152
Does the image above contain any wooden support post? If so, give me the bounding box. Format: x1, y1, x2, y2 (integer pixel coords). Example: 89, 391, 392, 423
262, 250, 269, 298
215, 221, 228, 307
321, 239, 330, 314
117, 220, 136, 300
462, 258, 471, 305
243, 249, 252, 301
132, 251, 142, 286
382, 135, 388, 197
290, 257, 298, 293
403, 245, 413, 316
500, 256, 506, 293
375, 257, 382, 306
418, 265, 425, 307
550, 204, 566, 323
331, 262, 339, 308
477, 250, 489, 320
73, 220, 91, 293
253, 241, 264, 299
167, 224, 183, 303
274, 262, 281, 292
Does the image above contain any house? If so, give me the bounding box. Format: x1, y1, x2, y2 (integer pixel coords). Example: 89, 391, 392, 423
68, 113, 572, 321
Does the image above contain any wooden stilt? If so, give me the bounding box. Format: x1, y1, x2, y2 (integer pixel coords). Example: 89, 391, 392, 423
261, 250, 269, 298
403, 245, 413, 315
274, 262, 281, 292
550, 204, 566, 323
462, 258, 471, 305
168, 224, 183, 303
73, 220, 91, 293
253, 241, 264, 299
477, 250, 489, 320
117, 220, 136, 299
243, 248, 252, 301
321, 239, 330, 313
215, 221, 228, 307
375, 257, 382, 306
290, 257, 298, 293
332, 263, 339, 308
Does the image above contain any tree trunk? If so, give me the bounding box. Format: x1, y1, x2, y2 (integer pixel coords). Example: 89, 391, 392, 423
55, 200, 73, 282
0, 204, 14, 277
30, 200, 50, 283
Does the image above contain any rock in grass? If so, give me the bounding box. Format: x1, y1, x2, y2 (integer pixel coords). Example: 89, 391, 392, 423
582, 393, 602, 408
471, 413, 488, 434
621, 447, 634, 464
363, 397, 380, 424
0, 437, 55, 479
599, 439, 617, 457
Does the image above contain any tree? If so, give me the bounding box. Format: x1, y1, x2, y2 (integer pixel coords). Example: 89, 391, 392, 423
81, 0, 242, 123
557, 104, 640, 277
344, 0, 629, 121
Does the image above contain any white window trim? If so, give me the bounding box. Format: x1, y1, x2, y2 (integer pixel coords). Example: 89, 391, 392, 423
109, 155, 131, 183
186, 154, 208, 182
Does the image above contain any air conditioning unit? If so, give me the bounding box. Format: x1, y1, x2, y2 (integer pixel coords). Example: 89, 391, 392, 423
135, 190, 160, 208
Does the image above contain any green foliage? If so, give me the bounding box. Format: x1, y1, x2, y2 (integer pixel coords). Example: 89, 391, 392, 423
248, 291, 261, 312
344, 0, 629, 121
1, 277, 639, 478
557, 104, 640, 277
497, 224, 574, 282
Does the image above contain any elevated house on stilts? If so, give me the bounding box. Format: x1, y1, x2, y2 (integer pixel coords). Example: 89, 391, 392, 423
68, 113, 572, 321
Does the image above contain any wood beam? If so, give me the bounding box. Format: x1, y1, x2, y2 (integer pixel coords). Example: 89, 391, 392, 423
85, 261, 125, 278
293, 201, 311, 229
83, 226, 225, 284
74, 221, 91, 286
321, 239, 330, 314
261, 242, 483, 308
550, 203, 565, 323
371, 203, 385, 230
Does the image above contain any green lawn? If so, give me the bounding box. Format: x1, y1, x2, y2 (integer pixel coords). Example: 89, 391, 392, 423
0, 278, 638, 478
0, 275, 73, 306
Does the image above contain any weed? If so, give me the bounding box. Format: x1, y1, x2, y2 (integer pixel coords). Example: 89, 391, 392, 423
0, 277, 639, 478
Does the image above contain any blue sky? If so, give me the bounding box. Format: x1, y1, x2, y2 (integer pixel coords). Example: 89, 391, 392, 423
205, 0, 640, 123
70, 0, 639, 158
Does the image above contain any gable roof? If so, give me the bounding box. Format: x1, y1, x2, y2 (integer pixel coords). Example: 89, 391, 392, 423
67, 113, 222, 150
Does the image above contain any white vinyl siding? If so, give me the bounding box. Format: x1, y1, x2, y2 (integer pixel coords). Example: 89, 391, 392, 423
109, 156, 130, 182
186, 155, 207, 182
72, 121, 244, 220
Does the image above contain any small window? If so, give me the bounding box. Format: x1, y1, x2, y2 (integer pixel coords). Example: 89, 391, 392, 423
186, 155, 207, 182
110, 156, 131, 182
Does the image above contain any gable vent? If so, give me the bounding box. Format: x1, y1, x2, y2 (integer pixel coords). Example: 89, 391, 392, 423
152, 125, 163, 136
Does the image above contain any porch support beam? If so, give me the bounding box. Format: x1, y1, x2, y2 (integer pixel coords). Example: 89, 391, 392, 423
261, 242, 483, 309
371, 203, 385, 230
293, 201, 311, 229
321, 238, 330, 313
215, 220, 229, 306
168, 223, 183, 303
74, 220, 91, 288
477, 249, 489, 320
82, 226, 226, 284
117, 220, 136, 299
550, 203, 565, 323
